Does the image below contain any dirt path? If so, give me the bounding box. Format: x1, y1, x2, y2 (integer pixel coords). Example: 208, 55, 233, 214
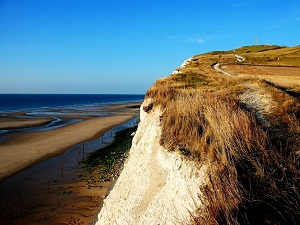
212, 63, 233, 76
239, 82, 276, 126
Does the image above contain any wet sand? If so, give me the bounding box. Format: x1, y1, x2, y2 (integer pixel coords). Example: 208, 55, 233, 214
0, 102, 141, 224
0, 117, 54, 130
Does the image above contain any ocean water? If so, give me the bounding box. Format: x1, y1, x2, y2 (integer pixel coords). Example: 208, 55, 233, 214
0, 94, 144, 136
0, 94, 145, 113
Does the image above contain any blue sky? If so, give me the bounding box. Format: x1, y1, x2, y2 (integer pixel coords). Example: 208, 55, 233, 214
0, 0, 299, 94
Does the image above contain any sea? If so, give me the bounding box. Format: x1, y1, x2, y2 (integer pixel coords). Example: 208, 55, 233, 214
0, 94, 144, 136
0, 94, 145, 113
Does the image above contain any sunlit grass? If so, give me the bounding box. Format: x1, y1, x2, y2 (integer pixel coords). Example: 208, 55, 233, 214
146, 45, 300, 225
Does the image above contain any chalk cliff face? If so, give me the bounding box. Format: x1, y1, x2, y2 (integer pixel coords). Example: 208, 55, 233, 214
96, 100, 207, 225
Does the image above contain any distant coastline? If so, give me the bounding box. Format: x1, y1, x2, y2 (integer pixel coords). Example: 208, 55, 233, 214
0, 94, 144, 113
0, 94, 144, 138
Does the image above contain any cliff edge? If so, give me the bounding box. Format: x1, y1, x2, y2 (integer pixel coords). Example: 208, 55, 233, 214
96, 100, 207, 224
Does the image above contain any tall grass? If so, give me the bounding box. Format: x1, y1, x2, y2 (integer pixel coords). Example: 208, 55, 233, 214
146, 66, 300, 224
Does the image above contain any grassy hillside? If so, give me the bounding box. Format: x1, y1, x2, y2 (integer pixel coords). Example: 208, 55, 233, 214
203, 44, 300, 67
239, 45, 300, 66
146, 45, 300, 225
204, 44, 285, 56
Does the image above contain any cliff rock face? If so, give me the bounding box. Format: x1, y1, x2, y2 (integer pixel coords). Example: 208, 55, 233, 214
96, 100, 207, 225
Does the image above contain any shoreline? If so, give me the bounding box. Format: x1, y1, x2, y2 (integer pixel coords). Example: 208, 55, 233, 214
0, 102, 141, 181
0, 117, 139, 225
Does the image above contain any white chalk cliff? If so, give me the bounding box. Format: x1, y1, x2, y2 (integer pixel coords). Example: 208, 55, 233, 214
96, 100, 207, 225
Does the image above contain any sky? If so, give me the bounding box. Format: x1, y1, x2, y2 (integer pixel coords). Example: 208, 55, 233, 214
0, 0, 299, 94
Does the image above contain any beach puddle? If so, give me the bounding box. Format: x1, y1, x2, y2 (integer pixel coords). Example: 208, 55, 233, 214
0, 117, 138, 225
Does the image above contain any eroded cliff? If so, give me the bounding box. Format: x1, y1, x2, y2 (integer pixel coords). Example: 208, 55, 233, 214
96, 100, 207, 225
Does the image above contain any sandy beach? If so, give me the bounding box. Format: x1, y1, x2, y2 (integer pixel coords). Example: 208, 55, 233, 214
0, 117, 54, 130
0, 102, 141, 224
0, 102, 140, 181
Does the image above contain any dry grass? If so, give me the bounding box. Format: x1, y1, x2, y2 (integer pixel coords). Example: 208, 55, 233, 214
236, 45, 300, 67
146, 45, 300, 225
220, 64, 300, 92
199, 45, 300, 67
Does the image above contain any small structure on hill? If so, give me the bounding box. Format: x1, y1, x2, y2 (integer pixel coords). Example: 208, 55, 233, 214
234, 54, 245, 62
231, 51, 245, 62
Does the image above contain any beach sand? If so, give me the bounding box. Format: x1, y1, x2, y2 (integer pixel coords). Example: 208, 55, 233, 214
0, 103, 140, 180
0, 102, 141, 225
0, 117, 54, 130
1, 176, 113, 225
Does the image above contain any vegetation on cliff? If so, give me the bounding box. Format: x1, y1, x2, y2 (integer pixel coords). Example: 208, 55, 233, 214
82, 126, 137, 187
146, 45, 300, 224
